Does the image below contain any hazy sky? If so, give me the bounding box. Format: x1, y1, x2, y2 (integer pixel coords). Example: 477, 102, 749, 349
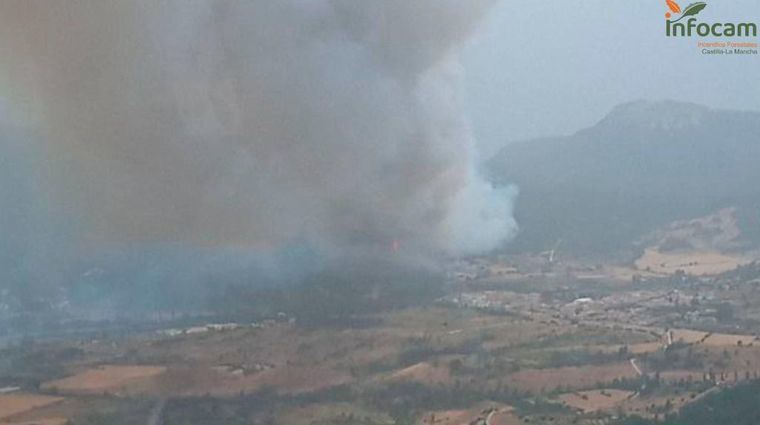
464, 0, 760, 155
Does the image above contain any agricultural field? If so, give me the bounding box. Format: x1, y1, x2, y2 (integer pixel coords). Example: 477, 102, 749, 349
556, 389, 635, 413
2, 255, 760, 424
42, 366, 166, 396
0, 394, 63, 422
634, 249, 750, 277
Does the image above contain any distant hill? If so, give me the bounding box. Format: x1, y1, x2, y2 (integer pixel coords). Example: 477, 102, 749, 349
488, 100, 760, 255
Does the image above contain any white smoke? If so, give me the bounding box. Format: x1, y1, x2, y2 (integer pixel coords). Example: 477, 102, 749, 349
0, 0, 516, 300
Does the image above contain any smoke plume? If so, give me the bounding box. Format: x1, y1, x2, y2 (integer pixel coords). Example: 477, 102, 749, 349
0, 1, 516, 312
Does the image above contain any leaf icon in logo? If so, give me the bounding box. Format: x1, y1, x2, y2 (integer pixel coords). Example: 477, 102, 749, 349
681, 2, 707, 18
670, 2, 707, 22
666, 0, 682, 14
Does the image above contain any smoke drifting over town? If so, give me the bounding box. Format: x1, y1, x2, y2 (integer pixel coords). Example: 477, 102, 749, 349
0, 1, 516, 310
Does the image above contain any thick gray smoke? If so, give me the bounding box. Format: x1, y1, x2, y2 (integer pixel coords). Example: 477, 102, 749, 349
0, 1, 516, 312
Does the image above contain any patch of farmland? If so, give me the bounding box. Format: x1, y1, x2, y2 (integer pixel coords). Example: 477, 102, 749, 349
509, 362, 639, 393
635, 249, 750, 276
557, 389, 635, 413
0, 394, 64, 421
42, 365, 166, 395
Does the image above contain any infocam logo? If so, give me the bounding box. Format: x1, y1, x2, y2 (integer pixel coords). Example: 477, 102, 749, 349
665, 1, 757, 37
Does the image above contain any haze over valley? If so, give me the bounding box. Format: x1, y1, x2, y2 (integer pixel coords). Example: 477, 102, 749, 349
1, 1, 760, 424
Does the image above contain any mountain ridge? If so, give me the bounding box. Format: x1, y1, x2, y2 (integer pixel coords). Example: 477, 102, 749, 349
488, 100, 760, 255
